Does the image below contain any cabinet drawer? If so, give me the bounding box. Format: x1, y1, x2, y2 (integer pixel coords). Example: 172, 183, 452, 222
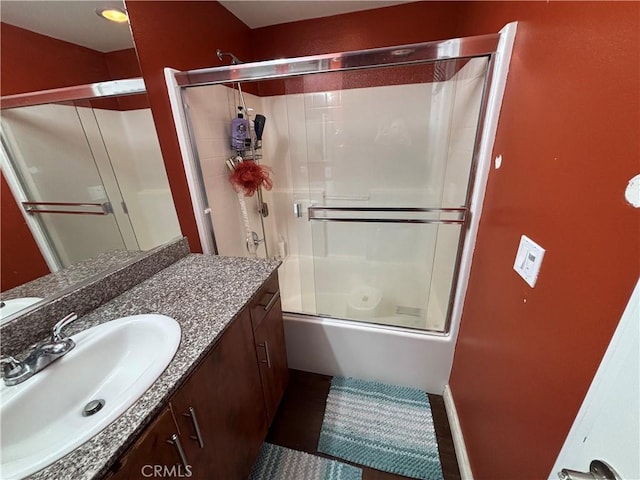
250, 272, 280, 330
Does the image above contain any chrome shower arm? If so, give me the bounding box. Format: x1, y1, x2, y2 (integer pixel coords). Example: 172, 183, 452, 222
216, 49, 242, 65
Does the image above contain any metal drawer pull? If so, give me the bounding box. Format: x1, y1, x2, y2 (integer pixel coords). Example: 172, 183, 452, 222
558, 460, 621, 480
166, 433, 189, 469
182, 406, 204, 448
258, 340, 272, 368
263, 290, 280, 311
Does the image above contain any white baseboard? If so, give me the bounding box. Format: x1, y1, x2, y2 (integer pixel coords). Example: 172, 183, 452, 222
443, 384, 474, 479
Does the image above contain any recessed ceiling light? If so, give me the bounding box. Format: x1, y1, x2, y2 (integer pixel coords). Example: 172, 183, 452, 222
96, 8, 129, 23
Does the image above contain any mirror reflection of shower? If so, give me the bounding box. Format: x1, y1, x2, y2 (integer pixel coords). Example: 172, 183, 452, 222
1, 82, 182, 270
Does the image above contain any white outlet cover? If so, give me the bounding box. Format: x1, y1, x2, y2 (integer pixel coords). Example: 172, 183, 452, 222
514, 235, 546, 288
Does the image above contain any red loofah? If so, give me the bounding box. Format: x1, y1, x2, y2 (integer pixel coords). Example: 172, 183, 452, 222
229, 161, 273, 196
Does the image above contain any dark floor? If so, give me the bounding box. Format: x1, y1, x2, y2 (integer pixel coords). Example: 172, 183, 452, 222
266, 370, 461, 480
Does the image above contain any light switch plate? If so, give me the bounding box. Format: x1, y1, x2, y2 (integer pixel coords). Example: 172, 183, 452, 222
514, 235, 545, 287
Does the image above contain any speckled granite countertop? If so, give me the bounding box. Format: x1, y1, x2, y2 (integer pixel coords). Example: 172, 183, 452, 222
2, 250, 142, 302
27, 254, 280, 480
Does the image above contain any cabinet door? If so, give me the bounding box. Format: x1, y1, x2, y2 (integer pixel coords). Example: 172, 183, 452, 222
106, 406, 190, 480
254, 298, 289, 425
171, 309, 267, 480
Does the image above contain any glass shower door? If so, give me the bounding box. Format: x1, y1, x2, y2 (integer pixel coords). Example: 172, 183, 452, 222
302, 57, 489, 331
1, 103, 138, 268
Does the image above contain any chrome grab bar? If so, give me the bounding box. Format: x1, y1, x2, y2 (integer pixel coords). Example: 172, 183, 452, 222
307, 206, 467, 225
22, 201, 112, 216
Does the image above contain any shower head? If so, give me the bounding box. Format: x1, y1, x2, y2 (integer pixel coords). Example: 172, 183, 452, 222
216, 49, 242, 65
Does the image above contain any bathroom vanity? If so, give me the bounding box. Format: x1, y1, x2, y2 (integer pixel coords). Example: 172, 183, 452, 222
0, 239, 286, 480
105, 271, 287, 480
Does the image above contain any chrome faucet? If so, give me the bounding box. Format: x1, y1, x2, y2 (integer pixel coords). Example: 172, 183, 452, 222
1, 313, 78, 386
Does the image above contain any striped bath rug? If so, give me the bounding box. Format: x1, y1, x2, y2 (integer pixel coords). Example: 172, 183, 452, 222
318, 376, 444, 480
250, 443, 362, 480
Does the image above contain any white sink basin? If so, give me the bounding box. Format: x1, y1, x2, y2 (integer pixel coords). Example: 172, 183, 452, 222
0, 298, 43, 322
0, 314, 181, 479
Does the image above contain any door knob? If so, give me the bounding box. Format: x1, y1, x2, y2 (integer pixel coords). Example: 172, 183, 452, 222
558, 460, 621, 480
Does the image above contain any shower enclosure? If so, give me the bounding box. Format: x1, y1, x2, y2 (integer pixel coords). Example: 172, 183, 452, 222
168, 26, 516, 390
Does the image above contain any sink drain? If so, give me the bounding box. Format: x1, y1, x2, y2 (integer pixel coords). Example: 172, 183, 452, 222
82, 399, 105, 417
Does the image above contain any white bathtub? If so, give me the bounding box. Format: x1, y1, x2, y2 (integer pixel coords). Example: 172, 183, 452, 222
282, 313, 455, 394
277, 255, 456, 393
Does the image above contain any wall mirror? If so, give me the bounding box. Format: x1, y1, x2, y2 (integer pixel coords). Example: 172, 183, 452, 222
0, 0, 182, 321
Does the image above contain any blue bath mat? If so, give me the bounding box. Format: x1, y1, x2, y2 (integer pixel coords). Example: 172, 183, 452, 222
318, 377, 443, 480
250, 443, 362, 480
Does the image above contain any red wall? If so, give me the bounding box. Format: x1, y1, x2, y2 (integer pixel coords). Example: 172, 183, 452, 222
1, 173, 50, 291
249, 2, 464, 59
125, 0, 253, 253
250, 2, 639, 478
448, 3, 639, 478
104, 48, 149, 110
0, 23, 112, 95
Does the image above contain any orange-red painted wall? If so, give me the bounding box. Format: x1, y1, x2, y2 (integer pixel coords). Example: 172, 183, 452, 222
104, 48, 149, 110
0, 22, 112, 95
249, 2, 463, 59
247, 2, 639, 478
125, 0, 253, 253
1, 173, 50, 291
448, 3, 639, 478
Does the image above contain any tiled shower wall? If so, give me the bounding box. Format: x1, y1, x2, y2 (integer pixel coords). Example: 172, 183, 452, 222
186, 58, 487, 330
185, 85, 271, 258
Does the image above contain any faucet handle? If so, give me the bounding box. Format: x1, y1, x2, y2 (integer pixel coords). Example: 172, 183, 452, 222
1, 355, 26, 377
52, 312, 78, 342
1, 355, 21, 368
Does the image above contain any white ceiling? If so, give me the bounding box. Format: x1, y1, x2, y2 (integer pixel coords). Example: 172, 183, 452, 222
0, 0, 134, 53
0, 1, 415, 53
219, 1, 415, 29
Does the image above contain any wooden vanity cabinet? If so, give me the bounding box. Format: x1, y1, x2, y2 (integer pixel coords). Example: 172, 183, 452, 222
104, 406, 188, 479
249, 272, 289, 425
170, 308, 267, 479
105, 275, 288, 480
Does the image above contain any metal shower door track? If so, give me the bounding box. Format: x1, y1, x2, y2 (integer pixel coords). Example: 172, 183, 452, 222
0, 78, 147, 110
174, 33, 500, 87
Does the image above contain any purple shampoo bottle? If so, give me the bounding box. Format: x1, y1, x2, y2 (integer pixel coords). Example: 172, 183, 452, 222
231, 107, 250, 150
